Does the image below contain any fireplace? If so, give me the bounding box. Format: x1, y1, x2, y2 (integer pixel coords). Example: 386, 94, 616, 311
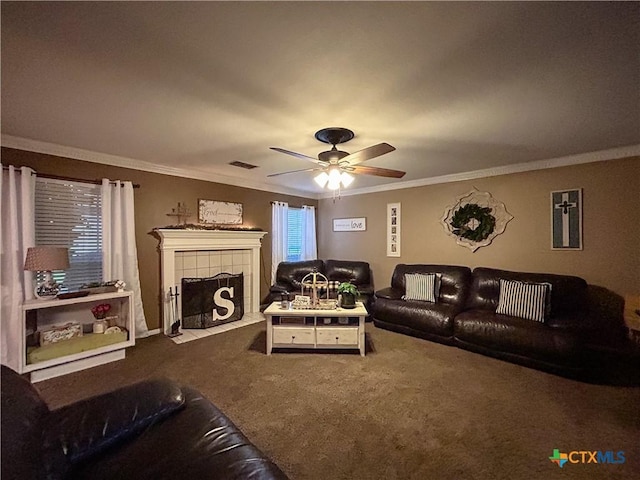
156, 229, 267, 335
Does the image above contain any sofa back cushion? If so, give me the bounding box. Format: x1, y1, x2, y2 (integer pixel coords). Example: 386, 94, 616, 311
467, 267, 587, 318
275, 259, 325, 291
325, 259, 371, 285
391, 264, 472, 308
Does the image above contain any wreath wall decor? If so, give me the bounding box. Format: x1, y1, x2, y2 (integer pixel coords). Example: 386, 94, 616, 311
440, 190, 513, 252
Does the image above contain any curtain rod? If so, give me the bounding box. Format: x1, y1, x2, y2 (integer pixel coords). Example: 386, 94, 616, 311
2, 167, 140, 188
270, 201, 314, 208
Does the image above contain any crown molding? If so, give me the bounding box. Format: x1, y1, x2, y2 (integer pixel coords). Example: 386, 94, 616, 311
0, 135, 314, 199
3, 135, 636, 201
320, 144, 640, 199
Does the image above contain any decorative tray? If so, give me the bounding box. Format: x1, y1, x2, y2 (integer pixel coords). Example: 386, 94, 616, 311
57, 290, 90, 300
291, 299, 337, 310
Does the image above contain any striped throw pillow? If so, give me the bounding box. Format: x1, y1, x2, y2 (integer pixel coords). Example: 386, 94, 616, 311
496, 279, 552, 322
403, 273, 437, 302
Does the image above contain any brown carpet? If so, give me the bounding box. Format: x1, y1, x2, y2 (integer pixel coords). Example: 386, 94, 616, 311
36, 323, 640, 480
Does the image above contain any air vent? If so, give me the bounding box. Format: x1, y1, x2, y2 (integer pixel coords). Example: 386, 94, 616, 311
229, 161, 259, 170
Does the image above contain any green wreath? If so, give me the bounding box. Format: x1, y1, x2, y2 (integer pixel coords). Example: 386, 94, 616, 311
450, 203, 496, 242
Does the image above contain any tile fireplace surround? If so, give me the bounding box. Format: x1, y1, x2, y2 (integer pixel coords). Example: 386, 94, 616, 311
156, 229, 268, 336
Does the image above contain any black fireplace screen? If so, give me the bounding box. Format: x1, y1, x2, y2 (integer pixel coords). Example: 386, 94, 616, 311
181, 273, 244, 329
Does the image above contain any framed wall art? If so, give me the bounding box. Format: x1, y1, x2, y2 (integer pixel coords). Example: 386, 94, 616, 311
198, 199, 243, 225
333, 217, 366, 232
551, 188, 582, 250
387, 203, 401, 257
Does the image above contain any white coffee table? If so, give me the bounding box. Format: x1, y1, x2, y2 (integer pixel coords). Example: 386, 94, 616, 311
264, 301, 367, 356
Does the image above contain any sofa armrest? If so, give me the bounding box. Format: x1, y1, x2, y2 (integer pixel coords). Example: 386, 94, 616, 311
44, 378, 185, 464
357, 285, 375, 296
68, 386, 289, 479
375, 287, 403, 300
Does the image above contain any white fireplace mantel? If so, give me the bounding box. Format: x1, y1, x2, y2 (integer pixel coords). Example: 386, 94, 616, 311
156, 229, 268, 335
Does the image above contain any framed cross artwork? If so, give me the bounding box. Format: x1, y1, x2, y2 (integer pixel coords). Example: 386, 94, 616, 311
551, 188, 583, 250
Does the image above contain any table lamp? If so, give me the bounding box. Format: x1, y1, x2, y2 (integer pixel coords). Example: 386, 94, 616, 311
23, 246, 70, 299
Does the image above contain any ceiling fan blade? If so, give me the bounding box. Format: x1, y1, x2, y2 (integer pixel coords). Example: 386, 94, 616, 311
349, 165, 406, 178
267, 167, 322, 178
341, 142, 396, 165
270, 147, 324, 165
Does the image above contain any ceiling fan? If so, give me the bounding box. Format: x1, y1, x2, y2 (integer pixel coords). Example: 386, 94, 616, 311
268, 127, 405, 189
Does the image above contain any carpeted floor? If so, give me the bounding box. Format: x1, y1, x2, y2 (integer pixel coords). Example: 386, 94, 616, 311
36, 322, 640, 480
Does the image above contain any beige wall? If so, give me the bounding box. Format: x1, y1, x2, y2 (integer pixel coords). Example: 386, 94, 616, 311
5, 147, 638, 328
2, 147, 317, 331
318, 157, 640, 298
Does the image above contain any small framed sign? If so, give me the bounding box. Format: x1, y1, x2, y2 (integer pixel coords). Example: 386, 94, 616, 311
333, 217, 366, 232
551, 188, 583, 250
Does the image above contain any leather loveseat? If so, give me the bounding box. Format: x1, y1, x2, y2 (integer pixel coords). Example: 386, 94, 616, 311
1, 365, 288, 480
373, 265, 629, 374
264, 259, 374, 312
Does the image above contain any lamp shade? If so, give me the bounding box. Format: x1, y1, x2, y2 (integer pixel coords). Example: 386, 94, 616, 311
24, 247, 70, 272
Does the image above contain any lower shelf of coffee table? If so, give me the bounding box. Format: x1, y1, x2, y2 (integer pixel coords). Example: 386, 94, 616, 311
272, 325, 359, 347
264, 302, 367, 356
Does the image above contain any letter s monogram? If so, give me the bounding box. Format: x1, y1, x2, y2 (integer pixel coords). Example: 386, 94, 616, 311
212, 287, 235, 321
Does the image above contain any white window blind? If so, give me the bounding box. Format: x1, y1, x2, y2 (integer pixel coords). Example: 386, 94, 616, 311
34, 178, 103, 292
287, 207, 303, 262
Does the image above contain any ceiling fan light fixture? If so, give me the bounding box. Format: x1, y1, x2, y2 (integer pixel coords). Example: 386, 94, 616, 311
315, 168, 354, 191
271, 127, 403, 195
327, 168, 342, 190
314, 171, 329, 188
340, 172, 354, 187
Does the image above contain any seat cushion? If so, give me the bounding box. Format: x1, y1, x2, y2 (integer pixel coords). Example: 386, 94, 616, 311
454, 310, 583, 364
373, 298, 457, 339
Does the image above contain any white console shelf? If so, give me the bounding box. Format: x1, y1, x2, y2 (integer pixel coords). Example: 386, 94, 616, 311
20, 291, 135, 382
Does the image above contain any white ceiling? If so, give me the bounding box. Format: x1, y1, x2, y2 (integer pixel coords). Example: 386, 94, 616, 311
2, 2, 639, 198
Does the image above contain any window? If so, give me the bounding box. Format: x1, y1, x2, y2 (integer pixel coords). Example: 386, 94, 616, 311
271, 202, 316, 282
286, 207, 303, 262
34, 178, 103, 292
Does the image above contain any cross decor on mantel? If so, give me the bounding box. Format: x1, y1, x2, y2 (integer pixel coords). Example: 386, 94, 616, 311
166, 202, 192, 225
551, 188, 583, 250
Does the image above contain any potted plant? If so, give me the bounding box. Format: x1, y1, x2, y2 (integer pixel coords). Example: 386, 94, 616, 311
337, 282, 359, 309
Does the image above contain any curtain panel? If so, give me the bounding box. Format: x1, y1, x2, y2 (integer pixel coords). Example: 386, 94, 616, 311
101, 180, 149, 338
0, 165, 36, 369
271, 201, 289, 284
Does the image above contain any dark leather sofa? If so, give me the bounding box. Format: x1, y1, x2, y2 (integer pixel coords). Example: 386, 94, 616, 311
1, 365, 288, 480
264, 259, 374, 312
373, 265, 630, 374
